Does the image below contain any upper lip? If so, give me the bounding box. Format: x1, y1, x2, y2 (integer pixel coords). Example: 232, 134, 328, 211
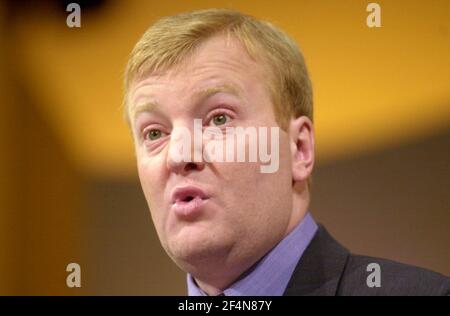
170, 185, 209, 204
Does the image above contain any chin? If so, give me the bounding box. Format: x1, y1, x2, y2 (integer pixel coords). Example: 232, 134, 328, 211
166, 232, 232, 266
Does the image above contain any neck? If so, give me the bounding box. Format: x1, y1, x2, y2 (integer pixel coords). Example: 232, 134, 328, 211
285, 181, 310, 236
186, 244, 261, 295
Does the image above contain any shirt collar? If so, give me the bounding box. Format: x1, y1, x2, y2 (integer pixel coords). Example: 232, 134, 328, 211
187, 212, 318, 296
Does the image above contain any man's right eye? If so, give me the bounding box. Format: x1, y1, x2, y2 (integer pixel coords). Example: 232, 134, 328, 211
145, 129, 164, 141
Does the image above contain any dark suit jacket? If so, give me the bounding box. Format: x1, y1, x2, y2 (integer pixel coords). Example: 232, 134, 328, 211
283, 225, 450, 296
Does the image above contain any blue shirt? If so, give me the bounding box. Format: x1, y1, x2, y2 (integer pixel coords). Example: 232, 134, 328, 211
187, 212, 318, 296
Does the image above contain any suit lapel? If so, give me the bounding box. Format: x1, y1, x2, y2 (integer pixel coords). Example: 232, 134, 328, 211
283, 224, 350, 296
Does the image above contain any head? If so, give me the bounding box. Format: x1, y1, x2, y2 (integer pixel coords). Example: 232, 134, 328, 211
124, 9, 314, 288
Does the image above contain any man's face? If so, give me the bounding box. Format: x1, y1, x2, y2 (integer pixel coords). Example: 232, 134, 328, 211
128, 35, 296, 271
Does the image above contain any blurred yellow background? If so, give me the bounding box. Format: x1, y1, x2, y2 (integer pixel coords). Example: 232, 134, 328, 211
1, 0, 449, 295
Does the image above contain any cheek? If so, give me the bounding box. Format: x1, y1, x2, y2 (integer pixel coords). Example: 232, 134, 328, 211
137, 155, 166, 210
228, 134, 291, 208
218, 130, 292, 196
217, 162, 272, 214
278, 135, 293, 175
137, 157, 172, 243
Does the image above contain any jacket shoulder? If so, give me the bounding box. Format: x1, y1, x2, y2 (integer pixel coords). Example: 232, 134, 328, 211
338, 254, 450, 296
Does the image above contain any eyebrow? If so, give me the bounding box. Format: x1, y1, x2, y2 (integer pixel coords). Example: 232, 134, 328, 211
192, 83, 243, 102
131, 83, 243, 120
132, 101, 160, 121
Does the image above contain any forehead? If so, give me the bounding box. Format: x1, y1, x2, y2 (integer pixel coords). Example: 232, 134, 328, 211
128, 34, 271, 113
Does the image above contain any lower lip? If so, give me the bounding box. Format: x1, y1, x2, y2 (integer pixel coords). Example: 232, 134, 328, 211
171, 196, 208, 218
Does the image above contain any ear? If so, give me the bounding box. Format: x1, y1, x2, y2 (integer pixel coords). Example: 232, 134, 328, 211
289, 116, 315, 183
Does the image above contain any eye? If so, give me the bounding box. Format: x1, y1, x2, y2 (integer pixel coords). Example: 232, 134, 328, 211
145, 129, 165, 141
210, 113, 230, 126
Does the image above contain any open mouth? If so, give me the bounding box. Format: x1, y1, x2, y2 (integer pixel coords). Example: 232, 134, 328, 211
170, 186, 209, 217
174, 194, 208, 205
171, 186, 208, 204
181, 195, 195, 203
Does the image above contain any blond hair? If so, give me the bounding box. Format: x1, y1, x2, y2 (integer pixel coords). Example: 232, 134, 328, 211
124, 8, 313, 128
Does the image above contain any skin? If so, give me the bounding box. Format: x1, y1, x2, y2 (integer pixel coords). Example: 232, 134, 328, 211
128, 34, 315, 295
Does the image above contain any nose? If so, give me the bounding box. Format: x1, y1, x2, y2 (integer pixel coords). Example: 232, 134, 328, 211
166, 126, 205, 175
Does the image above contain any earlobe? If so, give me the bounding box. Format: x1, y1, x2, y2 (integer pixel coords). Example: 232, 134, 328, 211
289, 116, 315, 183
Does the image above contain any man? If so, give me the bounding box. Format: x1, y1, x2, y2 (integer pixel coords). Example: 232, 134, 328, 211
123, 9, 449, 295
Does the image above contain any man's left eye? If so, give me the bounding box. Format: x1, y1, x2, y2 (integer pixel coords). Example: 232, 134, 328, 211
210, 114, 230, 126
